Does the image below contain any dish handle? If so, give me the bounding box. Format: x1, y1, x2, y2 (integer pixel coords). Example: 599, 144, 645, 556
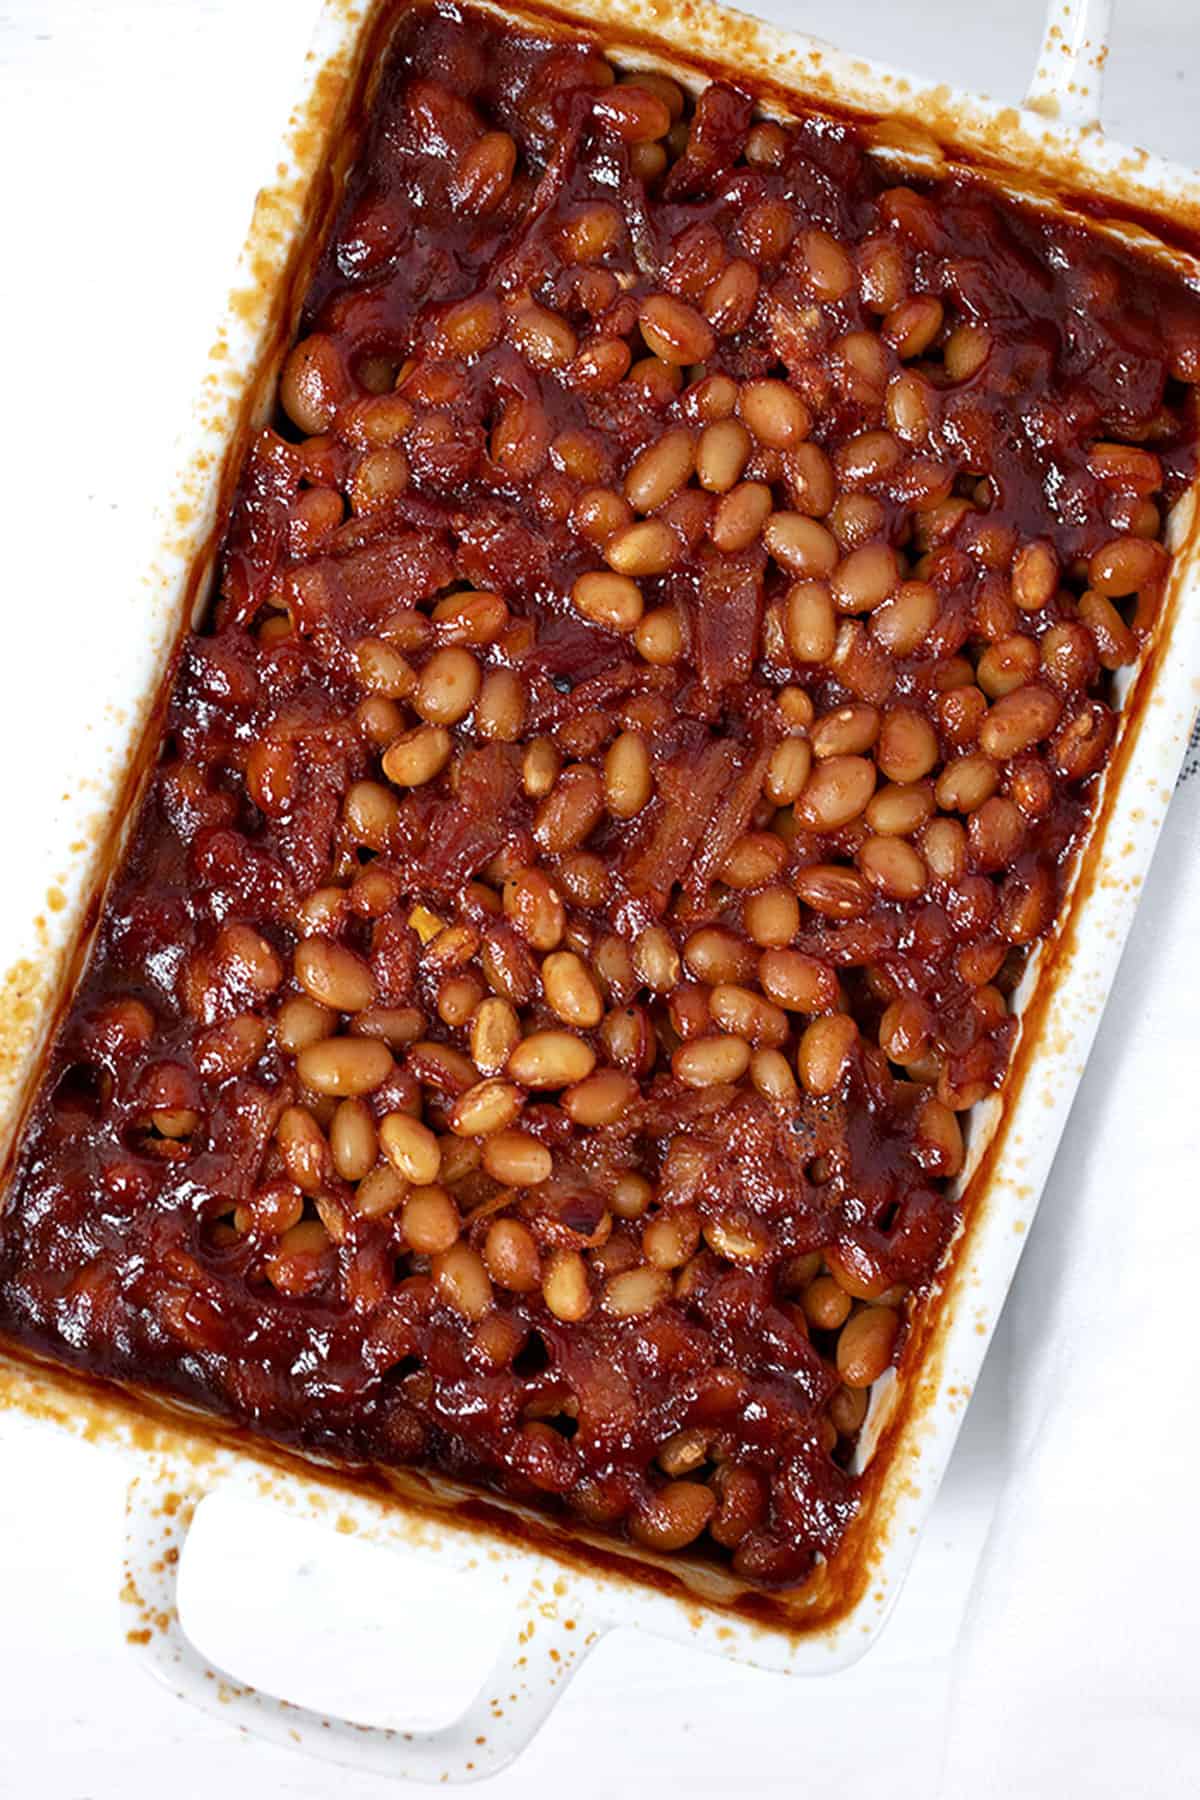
1025, 0, 1113, 129
121, 1462, 607, 1784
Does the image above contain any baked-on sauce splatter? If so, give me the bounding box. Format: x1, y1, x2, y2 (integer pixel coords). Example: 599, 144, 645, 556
3, 3, 1199, 1587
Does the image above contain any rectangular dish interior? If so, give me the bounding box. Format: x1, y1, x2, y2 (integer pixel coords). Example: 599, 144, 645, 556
1, 0, 1199, 1638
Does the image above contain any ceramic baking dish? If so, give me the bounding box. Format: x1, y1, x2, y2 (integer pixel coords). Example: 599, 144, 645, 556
1, 0, 1197, 1780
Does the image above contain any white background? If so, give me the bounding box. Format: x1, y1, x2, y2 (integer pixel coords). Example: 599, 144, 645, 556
1, 2, 1197, 1795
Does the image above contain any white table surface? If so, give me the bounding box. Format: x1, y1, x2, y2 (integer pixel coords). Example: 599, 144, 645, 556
1, 2, 1196, 1794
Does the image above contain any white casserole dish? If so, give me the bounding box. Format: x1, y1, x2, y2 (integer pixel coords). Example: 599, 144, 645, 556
0, 0, 1197, 1780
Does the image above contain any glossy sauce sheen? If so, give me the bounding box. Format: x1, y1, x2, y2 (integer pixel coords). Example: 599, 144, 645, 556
3, 2, 1200, 1589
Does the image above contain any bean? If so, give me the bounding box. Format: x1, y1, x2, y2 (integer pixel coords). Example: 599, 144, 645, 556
330, 1098, 378, 1183
719, 832, 788, 888
739, 379, 811, 448
878, 996, 932, 1066
355, 1163, 407, 1218
604, 730, 653, 817
943, 322, 990, 380
787, 441, 837, 516
876, 707, 939, 783
684, 927, 757, 985
624, 427, 695, 512
657, 1427, 712, 1478
280, 334, 344, 434
484, 1218, 541, 1292
871, 580, 938, 654
562, 1068, 636, 1127
886, 370, 933, 443
433, 1243, 493, 1320
297, 1038, 393, 1097
559, 202, 623, 263
739, 197, 795, 262
1087, 534, 1164, 597
838, 428, 903, 486
1079, 590, 1138, 669
710, 481, 773, 552
216, 923, 282, 994
704, 1214, 770, 1262
978, 686, 1062, 759
830, 1384, 869, 1436
643, 1210, 702, 1270
542, 1248, 592, 1321
482, 1129, 552, 1186
763, 512, 837, 578
921, 816, 967, 881
415, 647, 480, 725
633, 925, 681, 992
837, 329, 889, 403
266, 1221, 331, 1293
452, 132, 516, 214
785, 581, 836, 662
532, 766, 605, 853
277, 995, 335, 1054
449, 1078, 524, 1136
837, 1306, 901, 1386
604, 1266, 672, 1318
639, 293, 716, 364
600, 1176, 651, 1233
794, 864, 871, 917
382, 725, 452, 787
915, 1093, 964, 1177
968, 796, 1025, 869
797, 1015, 858, 1094
344, 780, 402, 846
743, 886, 800, 947
619, 69, 685, 118
557, 852, 609, 907
277, 1106, 329, 1193
509, 1031, 596, 1089
750, 1046, 799, 1103
858, 834, 926, 899
804, 1275, 852, 1330
672, 1033, 751, 1087
380, 1112, 442, 1184
883, 295, 944, 358
796, 755, 876, 830
745, 120, 789, 166
295, 938, 375, 1014
866, 780, 934, 836
759, 948, 838, 1012
696, 418, 752, 492
630, 1481, 715, 1551
831, 544, 899, 612
604, 518, 679, 576
936, 753, 999, 812
572, 570, 644, 632
542, 952, 604, 1028
464, 1002, 517, 1080
797, 228, 855, 299
1011, 539, 1059, 612
811, 702, 880, 759
402, 1185, 461, 1255
432, 589, 508, 647
196, 1013, 267, 1081
594, 86, 672, 143
831, 492, 888, 548
504, 868, 564, 950
634, 606, 684, 664
764, 737, 813, 805
709, 985, 788, 1046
